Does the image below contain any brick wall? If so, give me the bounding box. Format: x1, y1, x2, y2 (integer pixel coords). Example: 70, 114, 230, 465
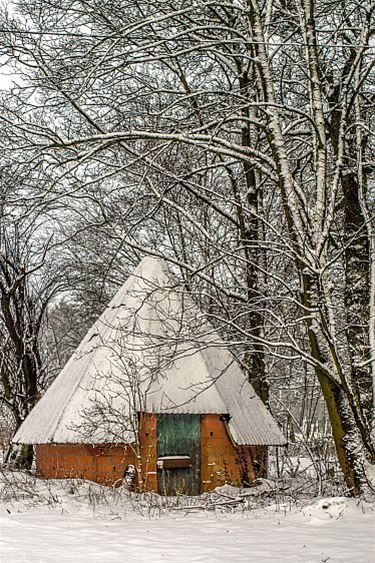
35, 443, 135, 486
201, 414, 267, 492
139, 412, 158, 492
35, 413, 158, 488
35, 413, 267, 492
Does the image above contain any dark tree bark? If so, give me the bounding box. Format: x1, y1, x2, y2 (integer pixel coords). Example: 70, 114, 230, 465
0, 235, 48, 469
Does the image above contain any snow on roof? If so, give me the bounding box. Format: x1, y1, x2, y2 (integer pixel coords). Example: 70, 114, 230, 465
13, 257, 286, 446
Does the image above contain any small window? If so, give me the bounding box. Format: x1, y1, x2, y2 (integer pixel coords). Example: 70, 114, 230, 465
210, 431, 214, 437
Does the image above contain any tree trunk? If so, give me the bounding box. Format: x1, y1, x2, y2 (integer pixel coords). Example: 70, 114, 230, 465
236, 68, 269, 404
1, 279, 41, 469
342, 172, 373, 424
302, 271, 372, 494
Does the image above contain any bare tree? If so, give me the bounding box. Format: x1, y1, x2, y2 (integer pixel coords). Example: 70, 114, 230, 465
0, 158, 66, 467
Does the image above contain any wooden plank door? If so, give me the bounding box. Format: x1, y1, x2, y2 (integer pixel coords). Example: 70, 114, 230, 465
157, 414, 201, 496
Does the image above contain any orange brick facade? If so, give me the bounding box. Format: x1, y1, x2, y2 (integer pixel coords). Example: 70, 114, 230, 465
35, 414, 267, 492
200, 415, 267, 491
35, 443, 136, 486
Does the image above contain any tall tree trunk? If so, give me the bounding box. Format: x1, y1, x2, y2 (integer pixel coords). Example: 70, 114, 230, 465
342, 174, 373, 425
302, 271, 373, 494
236, 68, 269, 404
1, 279, 41, 469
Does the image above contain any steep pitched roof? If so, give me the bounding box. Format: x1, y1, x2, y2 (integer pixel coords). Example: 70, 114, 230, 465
13, 257, 286, 446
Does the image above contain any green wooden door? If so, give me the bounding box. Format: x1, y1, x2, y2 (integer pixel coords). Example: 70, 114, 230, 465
157, 414, 201, 496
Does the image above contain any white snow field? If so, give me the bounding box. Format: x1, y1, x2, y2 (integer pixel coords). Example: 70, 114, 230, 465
0, 475, 374, 563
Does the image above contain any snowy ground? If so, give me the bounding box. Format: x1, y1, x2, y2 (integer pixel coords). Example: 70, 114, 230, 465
0, 474, 374, 562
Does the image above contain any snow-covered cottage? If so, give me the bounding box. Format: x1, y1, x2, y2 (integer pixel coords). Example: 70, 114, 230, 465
13, 257, 286, 495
